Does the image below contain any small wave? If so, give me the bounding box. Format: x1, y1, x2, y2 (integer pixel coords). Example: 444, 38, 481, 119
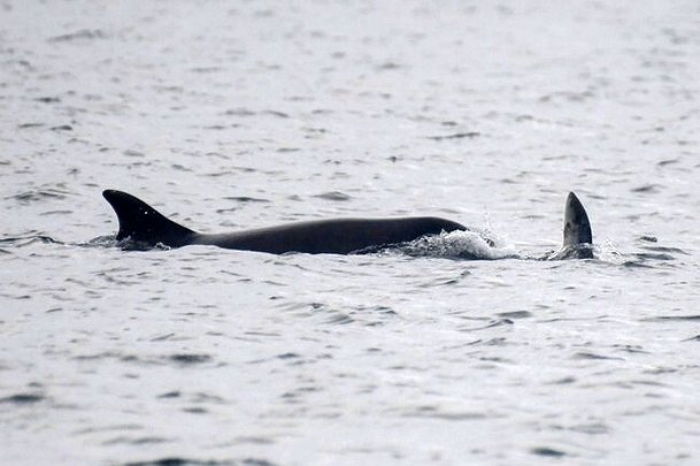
427, 131, 480, 141
104, 436, 170, 446
545, 244, 595, 260
395, 229, 517, 260
573, 352, 624, 361
118, 241, 172, 252
531, 447, 567, 458
70, 235, 137, 250
639, 245, 689, 255
0, 393, 44, 404
497, 311, 533, 319
0, 235, 63, 247
81, 235, 119, 248
631, 252, 676, 261
277, 301, 399, 326
592, 239, 686, 267
643, 315, 700, 322
86, 235, 172, 251
631, 184, 662, 193
168, 354, 212, 365
616, 250, 682, 268
7, 188, 70, 203
458, 318, 514, 332
222, 196, 270, 203
124, 458, 272, 466
313, 191, 352, 201
48, 28, 106, 42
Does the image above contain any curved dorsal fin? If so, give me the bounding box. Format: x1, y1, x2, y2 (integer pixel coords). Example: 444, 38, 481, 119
562, 192, 593, 258
103, 190, 196, 248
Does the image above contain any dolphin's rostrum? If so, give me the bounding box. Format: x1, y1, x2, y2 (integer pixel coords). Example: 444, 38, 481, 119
103, 189, 593, 258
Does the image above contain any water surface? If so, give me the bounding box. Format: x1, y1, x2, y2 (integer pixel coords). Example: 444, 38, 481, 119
1, 1, 699, 465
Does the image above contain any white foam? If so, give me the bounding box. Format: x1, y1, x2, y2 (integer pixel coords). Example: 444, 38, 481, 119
398, 229, 519, 260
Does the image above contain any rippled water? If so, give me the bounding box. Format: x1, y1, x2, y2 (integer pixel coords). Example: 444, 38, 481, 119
2, 1, 699, 465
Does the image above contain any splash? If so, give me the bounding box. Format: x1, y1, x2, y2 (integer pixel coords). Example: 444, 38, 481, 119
396, 229, 518, 260
80, 235, 172, 251
545, 243, 595, 260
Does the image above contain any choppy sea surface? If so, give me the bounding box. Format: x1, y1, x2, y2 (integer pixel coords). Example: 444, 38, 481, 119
2, 1, 699, 465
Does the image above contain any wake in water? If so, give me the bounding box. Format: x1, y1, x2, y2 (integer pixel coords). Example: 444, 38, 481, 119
391, 229, 518, 260
0, 235, 63, 248
0, 234, 131, 250
0, 232, 687, 267
2, 191, 687, 264
86, 235, 173, 251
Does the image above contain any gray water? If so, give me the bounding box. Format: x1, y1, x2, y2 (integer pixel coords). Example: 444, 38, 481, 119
2, 1, 699, 465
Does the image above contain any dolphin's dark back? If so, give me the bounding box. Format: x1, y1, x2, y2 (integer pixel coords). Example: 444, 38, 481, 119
197, 217, 467, 254
102, 190, 196, 248
103, 189, 466, 253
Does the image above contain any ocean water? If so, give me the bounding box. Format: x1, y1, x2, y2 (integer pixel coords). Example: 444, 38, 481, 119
1, 1, 699, 465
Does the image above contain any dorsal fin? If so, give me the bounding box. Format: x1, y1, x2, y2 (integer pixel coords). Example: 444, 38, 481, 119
103, 190, 196, 248
562, 192, 593, 258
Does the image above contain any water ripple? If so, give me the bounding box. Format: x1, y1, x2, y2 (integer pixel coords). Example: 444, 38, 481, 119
0, 235, 63, 247
6, 187, 71, 203
0, 393, 44, 404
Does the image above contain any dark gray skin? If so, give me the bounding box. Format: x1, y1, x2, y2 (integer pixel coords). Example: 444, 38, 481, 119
563, 192, 592, 247
551, 191, 594, 259
102, 190, 467, 254
102, 189, 594, 257
197, 217, 467, 254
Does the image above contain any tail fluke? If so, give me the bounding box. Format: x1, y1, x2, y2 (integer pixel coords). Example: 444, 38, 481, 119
557, 192, 593, 259
103, 190, 196, 248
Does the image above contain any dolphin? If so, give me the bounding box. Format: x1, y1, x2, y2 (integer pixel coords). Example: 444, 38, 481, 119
559, 191, 594, 259
102, 189, 593, 258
